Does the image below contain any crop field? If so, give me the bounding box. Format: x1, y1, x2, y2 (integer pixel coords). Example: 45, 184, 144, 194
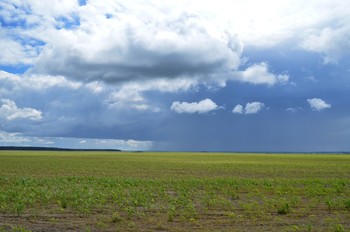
0, 151, 349, 231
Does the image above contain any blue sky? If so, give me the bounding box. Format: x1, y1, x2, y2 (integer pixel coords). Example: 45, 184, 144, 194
0, 0, 350, 151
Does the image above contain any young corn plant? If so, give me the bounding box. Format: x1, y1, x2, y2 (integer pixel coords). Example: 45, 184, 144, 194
277, 202, 290, 215
344, 199, 350, 210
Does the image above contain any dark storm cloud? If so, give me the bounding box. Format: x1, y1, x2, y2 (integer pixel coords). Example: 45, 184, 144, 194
31, 11, 241, 83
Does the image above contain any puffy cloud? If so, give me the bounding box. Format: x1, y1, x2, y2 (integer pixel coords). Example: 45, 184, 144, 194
233, 102, 265, 114
245, 102, 265, 114
6, 0, 345, 96
107, 88, 152, 112
31, 3, 242, 83
0, 70, 164, 140
171, 99, 219, 114
307, 98, 331, 111
85, 81, 104, 93
0, 131, 31, 144
300, 25, 350, 64
0, 130, 153, 150
0, 71, 82, 91
106, 78, 198, 111
0, 1, 47, 65
1, 0, 350, 75
182, 1, 350, 53
0, 33, 39, 65
92, 138, 153, 150
230, 63, 289, 85
28, 0, 79, 17
232, 104, 243, 114
0, 99, 42, 121
0, 131, 58, 146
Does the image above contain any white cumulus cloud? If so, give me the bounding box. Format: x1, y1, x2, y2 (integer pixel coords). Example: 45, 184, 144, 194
0, 99, 42, 121
0, 34, 39, 65
245, 102, 265, 114
307, 98, 331, 111
232, 104, 243, 114
93, 139, 153, 150
0, 131, 31, 144
107, 78, 198, 111
231, 62, 289, 86
171, 99, 219, 114
300, 25, 350, 64
233, 102, 265, 114
0, 71, 82, 91
1, 0, 349, 74
31, 3, 242, 83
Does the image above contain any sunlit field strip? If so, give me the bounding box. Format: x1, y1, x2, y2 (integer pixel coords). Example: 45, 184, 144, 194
0, 151, 349, 231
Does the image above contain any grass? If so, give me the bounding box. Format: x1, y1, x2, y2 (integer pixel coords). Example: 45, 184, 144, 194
0, 151, 349, 231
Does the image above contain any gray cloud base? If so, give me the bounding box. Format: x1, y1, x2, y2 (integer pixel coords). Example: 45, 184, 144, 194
31, 11, 241, 83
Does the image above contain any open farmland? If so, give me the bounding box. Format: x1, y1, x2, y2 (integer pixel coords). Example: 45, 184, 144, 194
0, 151, 349, 231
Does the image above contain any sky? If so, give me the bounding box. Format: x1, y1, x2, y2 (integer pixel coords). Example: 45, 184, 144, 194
0, 0, 350, 151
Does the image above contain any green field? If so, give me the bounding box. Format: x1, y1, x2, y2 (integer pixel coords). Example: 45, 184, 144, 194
0, 151, 349, 231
